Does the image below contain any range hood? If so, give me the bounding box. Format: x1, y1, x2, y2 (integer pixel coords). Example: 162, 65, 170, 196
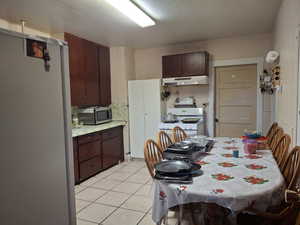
162, 76, 208, 86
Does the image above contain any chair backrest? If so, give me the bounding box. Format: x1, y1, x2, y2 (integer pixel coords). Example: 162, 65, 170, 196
270, 127, 284, 151
173, 126, 188, 142
273, 134, 291, 170
281, 147, 300, 190
266, 122, 278, 145
144, 139, 163, 178
158, 131, 173, 151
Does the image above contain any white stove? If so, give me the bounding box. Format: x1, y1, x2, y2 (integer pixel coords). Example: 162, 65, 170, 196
159, 107, 207, 136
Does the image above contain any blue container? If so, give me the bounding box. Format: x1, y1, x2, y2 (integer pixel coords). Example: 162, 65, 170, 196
233, 150, 239, 158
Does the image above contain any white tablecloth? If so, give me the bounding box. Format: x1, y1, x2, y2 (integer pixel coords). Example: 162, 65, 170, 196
152, 137, 285, 224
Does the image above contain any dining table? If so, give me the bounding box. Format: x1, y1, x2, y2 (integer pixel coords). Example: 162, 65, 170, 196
152, 137, 286, 225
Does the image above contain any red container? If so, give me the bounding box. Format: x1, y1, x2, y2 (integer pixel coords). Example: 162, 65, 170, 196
244, 139, 257, 154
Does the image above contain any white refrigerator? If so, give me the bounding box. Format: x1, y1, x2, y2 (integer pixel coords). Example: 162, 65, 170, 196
128, 79, 163, 158
0, 28, 76, 225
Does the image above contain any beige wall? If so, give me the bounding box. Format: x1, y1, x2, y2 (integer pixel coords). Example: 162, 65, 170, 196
273, 2, 300, 210
110, 47, 135, 157
110, 47, 135, 103
273, 0, 300, 146
0, 18, 51, 37
134, 33, 273, 80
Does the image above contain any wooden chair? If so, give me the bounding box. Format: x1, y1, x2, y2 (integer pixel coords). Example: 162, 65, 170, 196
273, 134, 291, 171
144, 139, 186, 225
241, 202, 299, 225
173, 126, 188, 142
269, 127, 284, 151
144, 139, 163, 178
281, 147, 300, 190
266, 122, 278, 145
158, 131, 173, 151
240, 148, 300, 225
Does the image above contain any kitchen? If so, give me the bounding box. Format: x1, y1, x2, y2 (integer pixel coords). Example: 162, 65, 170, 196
0, 0, 300, 225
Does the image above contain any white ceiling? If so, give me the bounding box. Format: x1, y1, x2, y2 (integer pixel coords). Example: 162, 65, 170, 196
0, 0, 282, 48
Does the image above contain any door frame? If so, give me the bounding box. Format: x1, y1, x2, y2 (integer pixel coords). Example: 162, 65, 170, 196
208, 57, 264, 137
296, 26, 300, 145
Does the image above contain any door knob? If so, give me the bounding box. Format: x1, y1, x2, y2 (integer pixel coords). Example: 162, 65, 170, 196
215, 118, 219, 123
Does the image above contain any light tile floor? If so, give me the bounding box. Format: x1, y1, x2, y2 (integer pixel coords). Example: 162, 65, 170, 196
75, 159, 168, 225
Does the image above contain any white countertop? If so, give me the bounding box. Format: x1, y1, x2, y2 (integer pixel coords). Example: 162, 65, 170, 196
72, 120, 127, 137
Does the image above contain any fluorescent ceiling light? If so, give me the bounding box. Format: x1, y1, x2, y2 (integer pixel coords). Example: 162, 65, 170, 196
105, 0, 155, 28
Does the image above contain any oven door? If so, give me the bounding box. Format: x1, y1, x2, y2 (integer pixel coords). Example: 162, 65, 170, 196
95, 109, 112, 123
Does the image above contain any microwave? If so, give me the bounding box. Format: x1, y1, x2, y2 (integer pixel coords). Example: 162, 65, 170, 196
78, 106, 112, 125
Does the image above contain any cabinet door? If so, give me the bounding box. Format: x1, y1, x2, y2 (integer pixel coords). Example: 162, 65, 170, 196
79, 156, 102, 181
182, 52, 209, 76
128, 81, 145, 158
73, 138, 79, 184
65, 33, 86, 106
102, 128, 124, 169
78, 140, 101, 162
162, 54, 182, 78
85, 41, 100, 106
143, 80, 162, 144
98, 46, 111, 106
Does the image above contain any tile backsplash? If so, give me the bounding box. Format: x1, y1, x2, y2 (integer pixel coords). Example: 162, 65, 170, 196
111, 103, 129, 122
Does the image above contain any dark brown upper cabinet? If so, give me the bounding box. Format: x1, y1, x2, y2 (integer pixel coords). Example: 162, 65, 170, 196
85, 40, 100, 106
162, 54, 182, 78
98, 45, 111, 107
65, 33, 86, 106
162, 51, 209, 78
65, 33, 111, 107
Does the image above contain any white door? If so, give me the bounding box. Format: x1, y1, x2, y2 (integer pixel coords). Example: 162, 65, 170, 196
143, 79, 162, 143
128, 80, 145, 158
216, 65, 257, 137
297, 28, 300, 145
128, 79, 161, 158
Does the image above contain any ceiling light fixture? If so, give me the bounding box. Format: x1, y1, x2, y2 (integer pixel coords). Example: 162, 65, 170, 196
104, 0, 155, 28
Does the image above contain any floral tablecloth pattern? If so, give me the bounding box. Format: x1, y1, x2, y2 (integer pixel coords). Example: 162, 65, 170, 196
152, 137, 285, 224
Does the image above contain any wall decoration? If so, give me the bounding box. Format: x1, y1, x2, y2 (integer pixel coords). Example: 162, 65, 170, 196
263, 50, 281, 94
26, 39, 51, 71
26, 39, 46, 59
161, 86, 171, 101
260, 69, 274, 94
271, 65, 281, 89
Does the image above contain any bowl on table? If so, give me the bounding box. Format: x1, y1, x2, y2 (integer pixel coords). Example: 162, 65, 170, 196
244, 131, 262, 139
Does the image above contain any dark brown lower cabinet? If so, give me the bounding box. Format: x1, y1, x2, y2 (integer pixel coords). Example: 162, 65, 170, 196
73, 125, 124, 184
79, 156, 102, 181
78, 140, 101, 163
102, 136, 123, 169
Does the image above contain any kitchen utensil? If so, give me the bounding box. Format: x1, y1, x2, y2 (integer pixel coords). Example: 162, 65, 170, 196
187, 135, 207, 147
154, 173, 193, 184
155, 160, 192, 174
166, 144, 194, 154
166, 113, 178, 121
162, 119, 179, 123
181, 118, 200, 123
156, 162, 201, 177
